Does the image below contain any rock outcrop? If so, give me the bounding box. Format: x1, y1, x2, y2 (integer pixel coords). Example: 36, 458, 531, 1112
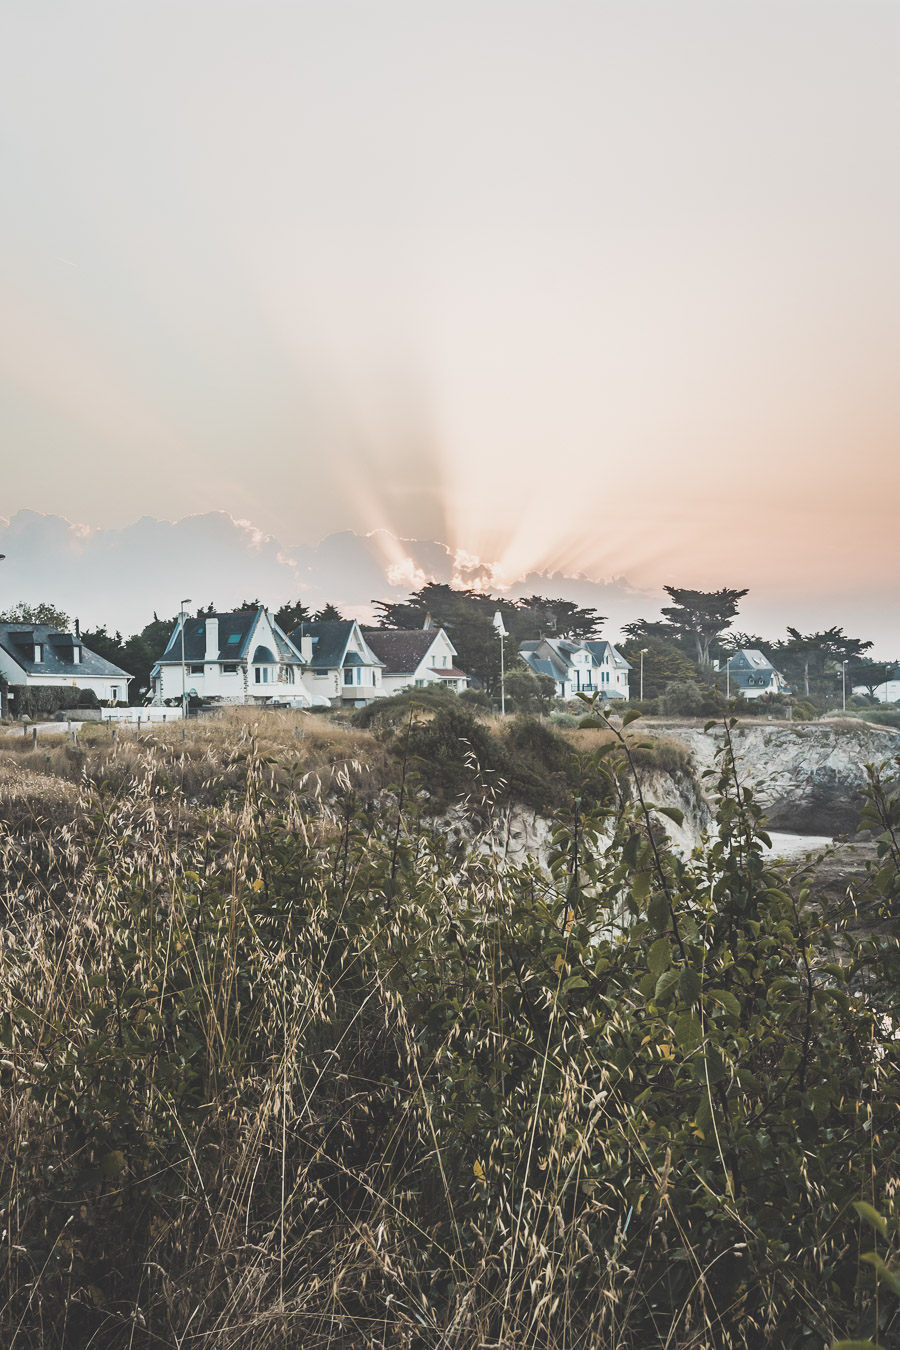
650, 719, 900, 834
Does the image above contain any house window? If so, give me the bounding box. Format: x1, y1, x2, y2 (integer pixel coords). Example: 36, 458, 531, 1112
254, 668, 269, 684
190, 664, 204, 675
223, 664, 238, 674
72, 646, 81, 664
33, 643, 43, 662
227, 634, 241, 645
344, 668, 353, 685
110, 687, 119, 701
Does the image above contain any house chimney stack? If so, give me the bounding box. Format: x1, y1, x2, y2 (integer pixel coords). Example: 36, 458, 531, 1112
205, 616, 219, 661
299, 633, 313, 663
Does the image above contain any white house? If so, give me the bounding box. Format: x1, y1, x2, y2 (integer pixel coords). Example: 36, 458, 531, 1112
361, 627, 468, 695
0, 624, 132, 707
519, 638, 631, 701
289, 619, 387, 706
725, 649, 791, 700
151, 607, 324, 706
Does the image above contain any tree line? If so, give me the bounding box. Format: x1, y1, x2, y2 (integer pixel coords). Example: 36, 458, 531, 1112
0, 583, 893, 707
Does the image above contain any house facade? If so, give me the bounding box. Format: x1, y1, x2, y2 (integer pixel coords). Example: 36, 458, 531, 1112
725, 649, 791, 700
151, 607, 324, 706
289, 620, 386, 706
362, 627, 467, 695
0, 624, 132, 706
519, 638, 631, 701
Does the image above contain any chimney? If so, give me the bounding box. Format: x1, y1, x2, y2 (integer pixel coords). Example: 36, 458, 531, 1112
205, 616, 219, 661
300, 633, 313, 663
75, 617, 80, 638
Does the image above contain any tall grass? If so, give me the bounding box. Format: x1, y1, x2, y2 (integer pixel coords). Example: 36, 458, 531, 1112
0, 713, 897, 1346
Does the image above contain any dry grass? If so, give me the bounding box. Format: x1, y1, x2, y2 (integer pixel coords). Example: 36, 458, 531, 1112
0, 713, 895, 1347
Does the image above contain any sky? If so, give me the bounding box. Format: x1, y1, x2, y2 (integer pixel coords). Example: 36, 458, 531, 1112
2, 3, 899, 651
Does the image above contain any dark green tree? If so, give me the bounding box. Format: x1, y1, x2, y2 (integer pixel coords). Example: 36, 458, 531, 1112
80, 625, 127, 668
514, 595, 605, 640
313, 603, 344, 622
775, 627, 874, 699
0, 601, 71, 630
659, 585, 749, 665
275, 599, 311, 632
503, 667, 557, 714
620, 636, 702, 700
851, 659, 896, 700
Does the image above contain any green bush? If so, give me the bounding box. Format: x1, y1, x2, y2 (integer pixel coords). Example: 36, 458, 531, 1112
9, 684, 87, 718
660, 680, 709, 716
459, 687, 490, 710
352, 683, 461, 729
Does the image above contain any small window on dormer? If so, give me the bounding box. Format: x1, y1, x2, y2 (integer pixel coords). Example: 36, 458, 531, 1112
33, 643, 43, 662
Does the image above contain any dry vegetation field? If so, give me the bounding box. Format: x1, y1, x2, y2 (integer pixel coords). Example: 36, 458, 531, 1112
0, 707, 897, 1348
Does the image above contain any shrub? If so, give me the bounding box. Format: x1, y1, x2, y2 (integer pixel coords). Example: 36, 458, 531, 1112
9, 684, 87, 718
660, 680, 708, 716
352, 683, 460, 729
459, 687, 490, 710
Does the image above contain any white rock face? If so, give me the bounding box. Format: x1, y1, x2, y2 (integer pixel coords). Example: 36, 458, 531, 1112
650, 720, 900, 834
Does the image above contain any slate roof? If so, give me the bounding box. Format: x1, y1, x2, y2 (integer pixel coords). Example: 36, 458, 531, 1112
584, 640, 632, 671
520, 649, 568, 682
726, 650, 790, 692
729, 649, 774, 671
0, 625, 132, 680
291, 620, 383, 671
291, 620, 353, 670
160, 610, 258, 664
520, 637, 632, 682
157, 609, 303, 666
362, 629, 445, 675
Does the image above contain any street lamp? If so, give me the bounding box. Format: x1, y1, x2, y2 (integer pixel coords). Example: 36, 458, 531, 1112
180, 598, 192, 722
492, 610, 508, 715
841, 659, 847, 712
639, 648, 648, 703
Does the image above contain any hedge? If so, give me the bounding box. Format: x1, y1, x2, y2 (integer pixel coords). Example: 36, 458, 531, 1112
6, 685, 100, 718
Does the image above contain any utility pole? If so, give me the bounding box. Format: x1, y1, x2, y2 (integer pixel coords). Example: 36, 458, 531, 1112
180, 598, 192, 724
639, 648, 648, 702
492, 610, 508, 715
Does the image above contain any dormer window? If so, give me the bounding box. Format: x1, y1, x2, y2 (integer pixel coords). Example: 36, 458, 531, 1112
33, 642, 43, 663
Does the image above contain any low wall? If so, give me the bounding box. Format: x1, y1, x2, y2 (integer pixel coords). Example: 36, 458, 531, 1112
101, 707, 183, 723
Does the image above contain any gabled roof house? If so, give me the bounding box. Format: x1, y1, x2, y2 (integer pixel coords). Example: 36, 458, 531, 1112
362, 627, 467, 695
151, 607, 323, 706
0, 624, 132, 709
725, 649, 791, 699
289, 620, 386, 706
519, 637, 631, 701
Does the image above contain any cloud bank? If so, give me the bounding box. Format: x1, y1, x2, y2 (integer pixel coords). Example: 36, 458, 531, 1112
0, 510, 894, 657
0, 509, 655, 638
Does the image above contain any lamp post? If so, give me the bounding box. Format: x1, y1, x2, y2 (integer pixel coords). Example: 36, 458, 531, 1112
492, 610, 508, 715
841, 660, 847, 712
639, 648, 648, 703
180, 598, 192, 722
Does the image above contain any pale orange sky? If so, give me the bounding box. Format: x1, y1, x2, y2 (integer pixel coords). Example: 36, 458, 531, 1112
1, 2, 899, 623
